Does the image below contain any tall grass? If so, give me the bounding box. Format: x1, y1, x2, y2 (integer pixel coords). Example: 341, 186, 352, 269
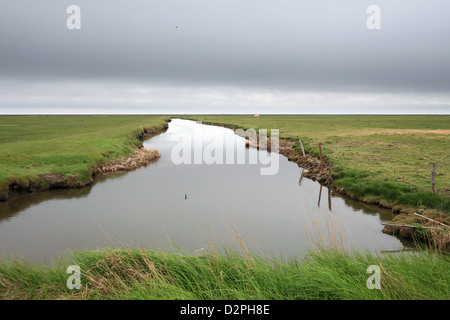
1, 243, 448, 300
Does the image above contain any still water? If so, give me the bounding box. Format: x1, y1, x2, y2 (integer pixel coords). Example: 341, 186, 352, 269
0, 119, 408, 263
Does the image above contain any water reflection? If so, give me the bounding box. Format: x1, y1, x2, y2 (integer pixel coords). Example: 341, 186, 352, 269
315, 185, 331, 211
298, 168, 306, 186
328, 188, 332, 212
318, 185, 323, 208
0, 173, 128, 223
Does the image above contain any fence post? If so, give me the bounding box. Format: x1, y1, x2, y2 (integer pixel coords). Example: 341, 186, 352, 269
431, 163, 436, 194
319, 143, 323, 173
299, 139, 306, 156
328, 162, 333, 185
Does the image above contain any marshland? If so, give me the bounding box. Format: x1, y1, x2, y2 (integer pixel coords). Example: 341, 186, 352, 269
0, 114, 449, 300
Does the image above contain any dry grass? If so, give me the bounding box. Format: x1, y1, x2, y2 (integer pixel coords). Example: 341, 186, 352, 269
96, 148, 161, 175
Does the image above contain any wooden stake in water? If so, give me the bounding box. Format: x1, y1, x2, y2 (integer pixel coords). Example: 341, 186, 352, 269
299, 168, 305, 185
318, 185, 322, 208
328, 187, 332, 211
431, 163, 436, 194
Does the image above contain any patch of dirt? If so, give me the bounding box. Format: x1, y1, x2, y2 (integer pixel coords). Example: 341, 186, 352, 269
4, 173, 80, 197
38, 173, 64, 185
0, 188, 7, 201
383, 129, 450, 135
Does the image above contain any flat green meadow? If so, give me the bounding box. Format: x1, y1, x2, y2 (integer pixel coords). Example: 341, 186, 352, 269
0, 115, 168, 197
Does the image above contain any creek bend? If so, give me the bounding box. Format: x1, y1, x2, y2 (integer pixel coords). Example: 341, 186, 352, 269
0, 119, 408, 263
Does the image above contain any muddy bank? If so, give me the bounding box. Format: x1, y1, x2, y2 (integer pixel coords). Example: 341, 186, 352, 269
1, 173, 91, 202
95, 147, 160, 175
95, 121, 167, 175
381, 210, 450, 250
0, 122, 169, 202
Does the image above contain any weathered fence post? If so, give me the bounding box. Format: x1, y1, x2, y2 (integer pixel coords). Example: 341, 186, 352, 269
299, 139, 306, 157
328, 162, 333, 185
431, 163, 436, 194
319, 143, 323, 173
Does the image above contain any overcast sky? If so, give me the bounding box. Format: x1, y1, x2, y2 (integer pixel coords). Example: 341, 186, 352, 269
1, 0, 449, 114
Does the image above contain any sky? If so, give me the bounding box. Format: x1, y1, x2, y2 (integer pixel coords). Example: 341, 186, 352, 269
0, 0, 449, 114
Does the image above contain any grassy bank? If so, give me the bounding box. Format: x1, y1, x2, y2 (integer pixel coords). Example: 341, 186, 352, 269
185, 115, 450, 214
0, 115, 169, 200
0, 246, 448, 300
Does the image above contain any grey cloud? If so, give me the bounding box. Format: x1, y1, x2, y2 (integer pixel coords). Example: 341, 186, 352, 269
0, 0, 449, 113
1, 79, 449, 114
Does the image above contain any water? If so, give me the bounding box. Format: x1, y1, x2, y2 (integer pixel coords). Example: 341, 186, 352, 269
0, 119, 408, 263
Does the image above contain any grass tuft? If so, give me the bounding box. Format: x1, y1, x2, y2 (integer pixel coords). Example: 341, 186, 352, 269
0, 246, 448, 300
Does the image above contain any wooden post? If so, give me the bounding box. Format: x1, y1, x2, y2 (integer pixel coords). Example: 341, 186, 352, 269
328, 162, 333, 185
431, 163, 436, 194
319, 143, 323, 173
298, 140, 306, 157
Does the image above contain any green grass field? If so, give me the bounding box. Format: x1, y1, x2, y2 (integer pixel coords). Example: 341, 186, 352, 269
0, 115, 168, 199
185, 115, 450, 213
0, 246, 448, 300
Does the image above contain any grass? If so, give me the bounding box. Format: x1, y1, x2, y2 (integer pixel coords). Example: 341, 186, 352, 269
184, 115, 450, 213
0, 246, 448, 300
0, 115, 169, 199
